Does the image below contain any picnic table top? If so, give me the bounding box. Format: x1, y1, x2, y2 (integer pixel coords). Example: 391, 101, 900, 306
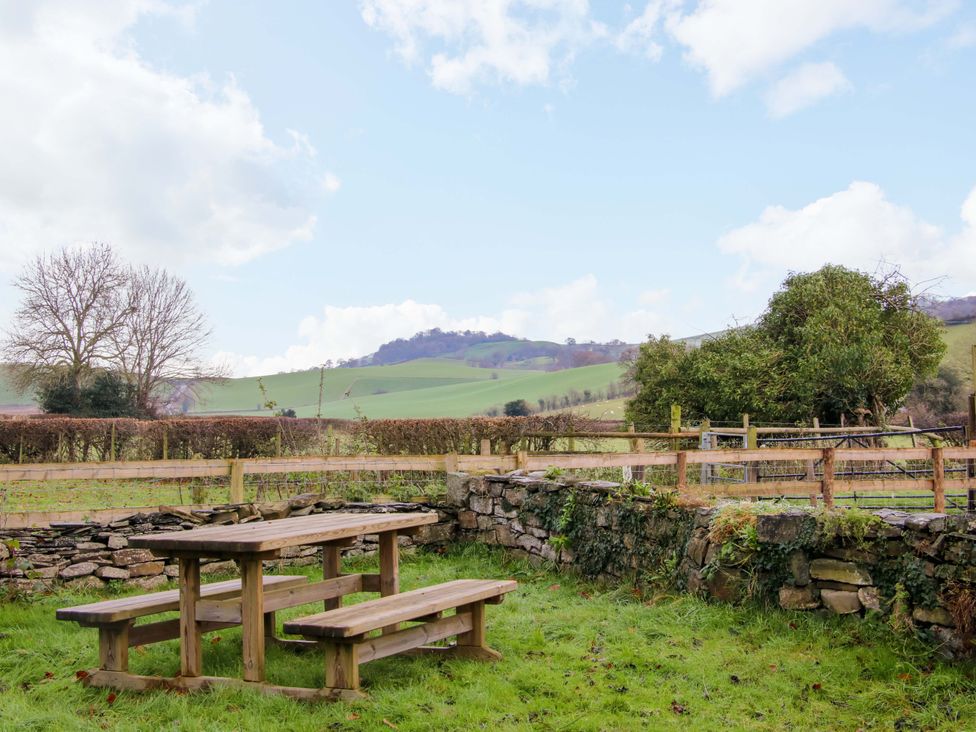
129, 511, 438, 555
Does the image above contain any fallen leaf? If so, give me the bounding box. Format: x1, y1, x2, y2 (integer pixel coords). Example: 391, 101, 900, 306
729, 675, 741, 685
897, 673, 912, 681
382, 720, 398, 729
547, 584, 560, 591
133, 645, 147, 655
43, 671, 54, 680
812, 683, 822, 691
788, 622, 798, 630
106, 692, 117, 704
579, 591, 592, 600
769, 664, 777, 671
347, 713, 361, 721
210, 635, 222, 645
75, 670, 90, 680
670, 701, 686, 715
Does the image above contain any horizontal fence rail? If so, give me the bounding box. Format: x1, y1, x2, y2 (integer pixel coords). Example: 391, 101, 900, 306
2, 446, 974, 511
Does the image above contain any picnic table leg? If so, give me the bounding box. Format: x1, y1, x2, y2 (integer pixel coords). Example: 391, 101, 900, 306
322, 543, 342, 611
178, 557, 202, 677
378, 530, 399, 634
241, 557, 265, 682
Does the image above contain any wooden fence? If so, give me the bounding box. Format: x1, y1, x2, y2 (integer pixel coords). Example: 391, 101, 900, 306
2, 446, 974, 512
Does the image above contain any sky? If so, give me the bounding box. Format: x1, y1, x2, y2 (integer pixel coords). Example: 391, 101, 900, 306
0, 0, 975, 377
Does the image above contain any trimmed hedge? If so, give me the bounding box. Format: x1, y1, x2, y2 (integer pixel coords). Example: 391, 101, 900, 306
0, 414, 614, 463
354, 414, 608, 455
0, 417, 349, 463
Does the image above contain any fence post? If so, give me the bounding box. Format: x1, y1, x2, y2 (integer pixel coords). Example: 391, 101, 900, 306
275, 427, 282, 457
567, 427, 575, 454
629, 423, 645, 481
676, 451, 687, 492
162, 428, 169, 460
110, 421, 116, 462
229, 459, 245, 504
746, 424, 758, 484
670, 405, 681, 437
480, 438, 491, 457
932, 446, 945, 513
821, 447, 835, 509
445, 452, 459, 474
516, 450, 528, 472
18, 435, 23, 464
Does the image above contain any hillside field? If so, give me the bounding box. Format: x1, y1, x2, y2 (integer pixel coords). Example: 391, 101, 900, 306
194, 360, 626, 419
943, 320, 976, 376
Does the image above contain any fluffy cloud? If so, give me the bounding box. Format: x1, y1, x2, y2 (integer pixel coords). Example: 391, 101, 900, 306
666, 0, 953, 96
764, 62, 852, 118
216, 276, 678, 375
0, 1, 319, 272
359, 0, 604, 94
718, 180, 976, 293
361, 0, 956, 115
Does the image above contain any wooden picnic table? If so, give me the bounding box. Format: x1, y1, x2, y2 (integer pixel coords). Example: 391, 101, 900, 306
128, 511, 438, 687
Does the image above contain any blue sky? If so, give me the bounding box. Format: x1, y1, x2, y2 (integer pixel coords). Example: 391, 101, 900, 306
1, 1, 974, 375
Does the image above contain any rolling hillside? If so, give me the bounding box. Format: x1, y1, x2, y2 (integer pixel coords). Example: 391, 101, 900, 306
943, 320, 976, 376
193, 360, 626, 419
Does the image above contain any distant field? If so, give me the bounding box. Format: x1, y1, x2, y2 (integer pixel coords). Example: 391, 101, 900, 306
943, 320, 975, 375
201, 361, 627, 419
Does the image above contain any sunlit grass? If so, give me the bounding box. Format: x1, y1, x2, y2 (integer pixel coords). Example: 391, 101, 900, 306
2, 545, 974, 730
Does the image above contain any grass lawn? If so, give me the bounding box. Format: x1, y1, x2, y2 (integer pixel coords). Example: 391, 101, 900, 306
2, 545, 975, 731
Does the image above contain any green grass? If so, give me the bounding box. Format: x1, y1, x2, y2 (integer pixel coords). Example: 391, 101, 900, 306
2, 545, 974, 731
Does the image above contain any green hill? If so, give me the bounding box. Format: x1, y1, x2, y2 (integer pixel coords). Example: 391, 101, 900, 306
193, 360, 625, 418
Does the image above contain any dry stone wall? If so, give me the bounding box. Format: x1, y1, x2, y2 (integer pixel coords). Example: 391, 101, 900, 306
0, 495, 454, 593
448, 473, 976, 658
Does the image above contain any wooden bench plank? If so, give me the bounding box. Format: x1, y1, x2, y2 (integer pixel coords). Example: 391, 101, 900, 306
56, 575, 307, 624
196, 574, 367, 624
356, 612, 472, 664
283, 579, 516, 638
129, 512, 438, 555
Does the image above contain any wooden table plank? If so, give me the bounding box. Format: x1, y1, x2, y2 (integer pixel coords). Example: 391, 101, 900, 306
129, 512, 438, 555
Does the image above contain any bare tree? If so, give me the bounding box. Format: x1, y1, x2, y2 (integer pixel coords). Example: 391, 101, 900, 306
112, 265, 220, 415
2, 244, 130, 394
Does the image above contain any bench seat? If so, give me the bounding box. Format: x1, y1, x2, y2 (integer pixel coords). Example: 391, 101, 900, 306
57, 574, 308, 672
283, 578, 516, 695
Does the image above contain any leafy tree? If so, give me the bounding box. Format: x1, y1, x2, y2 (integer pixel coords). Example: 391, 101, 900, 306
626, 266, 945, 428
761, 266, 944, 425
37, 369, 140, 417
503, 399, 531, 417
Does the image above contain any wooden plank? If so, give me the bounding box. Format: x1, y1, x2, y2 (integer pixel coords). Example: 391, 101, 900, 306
684, 448, 822, 464
676, 451, 688, 491
283, 580, 517, 638
324, 642, 359, 690
834, 448, 932, 462
822, 448, 835, 509
322, 543, 342, 612
128, 619, 236, 647
933, 447, 946, 513
0, 459, 231, 482
98, 622, 130, 672
520, 431, 700, 439
198, 575, 368, 623
456, 602, 485, 650
356, 612, 473, 664
179, 557, 202, 677
526, 453, 677, 470
379, 531, 399, 634
56, 575, 306, 624
240, 559, 265, 682
229, 460, 244, 504
82, 669, 366, 702
129, 512, 438, 555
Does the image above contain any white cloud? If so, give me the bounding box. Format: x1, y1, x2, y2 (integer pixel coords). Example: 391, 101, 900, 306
764, 62, 852, 118
216, 275, 679, 375
947, 24, 976, 48
718, 180, 976, 294
359, 0, 604, 94
638, 288, 670, 305
615, 1, 669, 60
666, 0, 954, 96
322, 172, 342, 194
0, 1, 321, 272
